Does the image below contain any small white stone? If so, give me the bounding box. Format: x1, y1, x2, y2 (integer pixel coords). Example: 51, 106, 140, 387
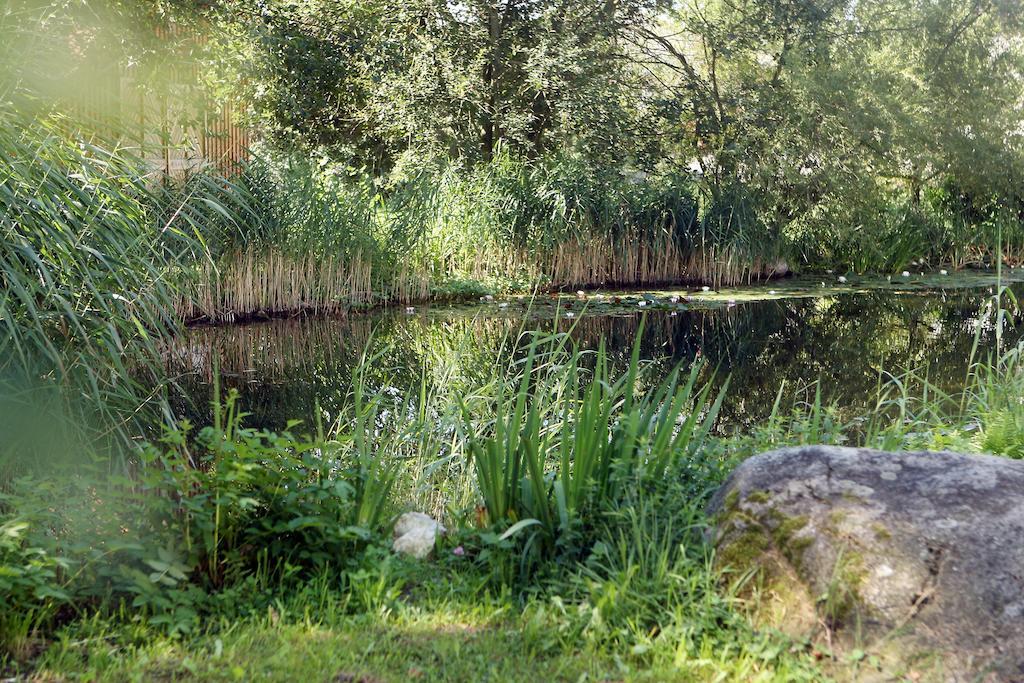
484, 294, 494, 301
392, 512, 446, 560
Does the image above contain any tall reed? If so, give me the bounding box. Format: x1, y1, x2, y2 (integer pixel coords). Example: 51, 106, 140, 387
0, 108, 193, 449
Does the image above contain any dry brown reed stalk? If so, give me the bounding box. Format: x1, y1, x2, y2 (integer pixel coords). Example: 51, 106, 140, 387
536, 235, 780, 290
176, 231, 784, 323
176, 248, 375, 322
176, 247, 438, 322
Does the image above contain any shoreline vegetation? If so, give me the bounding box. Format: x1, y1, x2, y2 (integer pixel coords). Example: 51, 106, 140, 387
5, 313, 1024, 680
7, 116, 1024, 328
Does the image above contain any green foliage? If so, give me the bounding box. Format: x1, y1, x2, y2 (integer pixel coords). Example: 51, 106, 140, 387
198, 0, 1024, 272
0, 516, 73, 658
213, 0, 650, 169
0, 107, 184, 448
0, 104, 287, 452
462, 322, 727, 572
0, 383, 399, 644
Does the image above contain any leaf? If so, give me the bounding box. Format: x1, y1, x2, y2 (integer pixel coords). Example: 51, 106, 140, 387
498, 518, 542, 541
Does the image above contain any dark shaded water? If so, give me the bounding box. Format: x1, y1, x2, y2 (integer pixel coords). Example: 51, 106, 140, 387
166, 278, 1023, 433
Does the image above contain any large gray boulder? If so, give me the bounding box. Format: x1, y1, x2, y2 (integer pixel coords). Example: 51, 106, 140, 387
708, 446, 1024, 682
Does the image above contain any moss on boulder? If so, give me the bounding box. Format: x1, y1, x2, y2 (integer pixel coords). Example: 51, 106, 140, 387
708, 446, 1024, 682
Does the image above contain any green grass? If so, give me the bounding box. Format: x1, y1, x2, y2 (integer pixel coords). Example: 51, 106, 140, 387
21, 549, 825, 683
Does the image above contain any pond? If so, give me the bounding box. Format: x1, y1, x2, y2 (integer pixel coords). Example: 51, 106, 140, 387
166, 271, 1024, 433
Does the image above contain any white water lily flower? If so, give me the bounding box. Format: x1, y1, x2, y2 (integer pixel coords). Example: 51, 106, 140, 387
769, 290, 777, 295
838, 276, 847, 283
669, 295, 680, 303
565, 311, 575, 318
701, 286, 710, 292
902, 271, 910, 277
405, 307, 415, 314
940, 269, 948, 275
638, 300, 647, 307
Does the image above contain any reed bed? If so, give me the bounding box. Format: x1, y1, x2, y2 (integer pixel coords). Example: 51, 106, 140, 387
538, 235, 784, 289
176, 246, 443, 322
176, 235, 783, 322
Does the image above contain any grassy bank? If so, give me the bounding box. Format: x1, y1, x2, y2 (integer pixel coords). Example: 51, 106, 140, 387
4, 312, 1024, 680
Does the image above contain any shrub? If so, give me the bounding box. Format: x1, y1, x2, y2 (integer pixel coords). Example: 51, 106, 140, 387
0, 385, 399, 641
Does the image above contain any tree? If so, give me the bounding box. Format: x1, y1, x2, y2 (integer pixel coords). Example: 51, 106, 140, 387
209, 0, 656, 173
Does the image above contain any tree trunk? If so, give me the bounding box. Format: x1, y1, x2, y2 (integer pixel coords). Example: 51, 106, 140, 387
481, 5, 502, 163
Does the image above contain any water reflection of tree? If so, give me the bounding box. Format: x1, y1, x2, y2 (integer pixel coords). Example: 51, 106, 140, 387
167, 289, 1018, 432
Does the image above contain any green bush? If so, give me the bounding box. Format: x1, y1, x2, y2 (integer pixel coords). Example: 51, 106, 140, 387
0, 385, 398, 642
0, 515, 73, 658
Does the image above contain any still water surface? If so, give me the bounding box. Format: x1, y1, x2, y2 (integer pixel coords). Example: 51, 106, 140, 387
167, 273, 1024, 432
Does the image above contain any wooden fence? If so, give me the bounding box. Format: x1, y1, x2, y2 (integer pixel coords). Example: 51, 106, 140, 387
68, 25, 249, 177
